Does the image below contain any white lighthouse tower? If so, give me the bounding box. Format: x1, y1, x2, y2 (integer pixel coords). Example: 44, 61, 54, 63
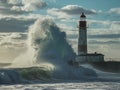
78, 13, 87, 55
76, 13, 104, 63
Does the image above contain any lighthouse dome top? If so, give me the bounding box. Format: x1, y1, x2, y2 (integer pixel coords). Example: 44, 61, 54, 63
80, 13, 86, 18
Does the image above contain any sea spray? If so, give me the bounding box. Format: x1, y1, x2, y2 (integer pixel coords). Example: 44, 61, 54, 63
28, 18, 76, 63
11, 17, 96, 80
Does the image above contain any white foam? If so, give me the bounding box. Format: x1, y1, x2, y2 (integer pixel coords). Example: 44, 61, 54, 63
11, 18, 96, 79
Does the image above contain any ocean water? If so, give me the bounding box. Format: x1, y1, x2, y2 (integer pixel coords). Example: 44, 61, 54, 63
0, 82, 120, 90
0, 18, 120, 89
10, 18, 97, 80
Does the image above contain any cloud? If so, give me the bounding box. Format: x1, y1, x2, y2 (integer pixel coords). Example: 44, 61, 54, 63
57, 19, 120, 46
22, 0, 47, 12
88, 20, 120, 35
89, 40, 120, 44
109, 7, 120, 14
0, 17, 35, 32
59, 19, 120, 39
7, 0, 22, 5
0, 0, 47, 15
47, 8, 71, 19
87, 20, 120, 45
0, 33, 27, 48
63, 19, 120, 49
88, 20, 111, 29
88, 34, 120, 39
61, 5, 96, 15
47, 5, 96, 18
0, 13, 53, 32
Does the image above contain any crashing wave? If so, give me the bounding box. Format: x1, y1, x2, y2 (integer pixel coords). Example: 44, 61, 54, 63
1, 18, 97, 84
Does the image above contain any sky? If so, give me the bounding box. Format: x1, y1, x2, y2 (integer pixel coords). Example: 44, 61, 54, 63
0, 0, 120, 62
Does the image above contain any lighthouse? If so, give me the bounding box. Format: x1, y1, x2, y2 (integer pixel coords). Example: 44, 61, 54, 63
75, 13, 104, 63
78, 13, 87, 55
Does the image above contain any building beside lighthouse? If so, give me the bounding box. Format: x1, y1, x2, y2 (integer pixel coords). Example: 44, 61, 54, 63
76, 13, 104, 63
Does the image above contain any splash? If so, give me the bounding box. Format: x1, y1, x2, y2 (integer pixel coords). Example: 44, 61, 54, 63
28, 18, 76, 62
11, 18, 96, 79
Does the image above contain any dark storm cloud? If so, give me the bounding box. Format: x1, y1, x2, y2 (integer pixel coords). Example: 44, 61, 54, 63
88, 34, 120, 44
0, 17, 35, 32
67, 33, 120, 40
88, 34, 120, 39
89, 40, 120, 44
